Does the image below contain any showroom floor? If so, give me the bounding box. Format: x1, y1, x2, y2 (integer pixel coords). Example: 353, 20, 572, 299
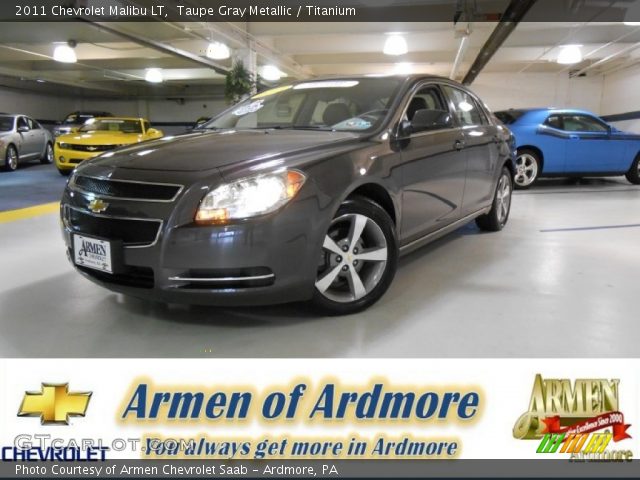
1, 166, 638, 358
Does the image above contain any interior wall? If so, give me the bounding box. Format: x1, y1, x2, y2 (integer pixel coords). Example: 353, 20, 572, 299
470, 72, 604, 114
601, 64, 640, 133
0, 86, 75, 119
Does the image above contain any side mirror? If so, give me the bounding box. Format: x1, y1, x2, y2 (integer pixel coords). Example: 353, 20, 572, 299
403, 109, 453, 135
147, 128, 162, 137
17, 125, 29, 133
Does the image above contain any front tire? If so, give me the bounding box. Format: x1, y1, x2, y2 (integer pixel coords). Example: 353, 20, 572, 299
514, 149, 540, 189
476, 167, 513, 232
40, 142, 53, 164
4, 145, 18, 171
626, 155, 640, 185
311, 196, 398, 315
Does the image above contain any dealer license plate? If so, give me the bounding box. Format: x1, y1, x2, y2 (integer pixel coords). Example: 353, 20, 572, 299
73, 234, 113, 274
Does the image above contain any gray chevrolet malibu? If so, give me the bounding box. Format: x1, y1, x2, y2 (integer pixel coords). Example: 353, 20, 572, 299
61, 76, 515, 315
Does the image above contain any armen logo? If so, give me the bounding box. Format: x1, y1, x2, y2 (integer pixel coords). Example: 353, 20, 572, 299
88, 198, 108, 213
513, 374, 632, 460
18, 383, 92, 425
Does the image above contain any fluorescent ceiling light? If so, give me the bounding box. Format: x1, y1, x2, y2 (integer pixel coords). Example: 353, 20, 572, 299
393, 62, 413, 74
556, 45, 583, 64
206, 42, 230, 60
53, 44, 77, 63
145, 68, 164, 83
261, 65, 283, 81
383, 35, 408, 56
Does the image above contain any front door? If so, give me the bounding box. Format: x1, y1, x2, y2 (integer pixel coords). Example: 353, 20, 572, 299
397, 83, 467, 243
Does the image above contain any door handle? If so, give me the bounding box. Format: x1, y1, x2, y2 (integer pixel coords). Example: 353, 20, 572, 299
454, 140, 465, 151
569, 134, 580, 140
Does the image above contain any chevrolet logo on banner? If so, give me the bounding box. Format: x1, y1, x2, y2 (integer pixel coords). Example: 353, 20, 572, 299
18, 383, 92, 425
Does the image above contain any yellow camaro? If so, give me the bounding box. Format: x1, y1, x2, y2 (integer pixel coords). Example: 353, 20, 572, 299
54, 117, 163, 175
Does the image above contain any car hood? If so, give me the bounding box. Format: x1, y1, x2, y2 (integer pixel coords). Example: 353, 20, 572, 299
86, 129, 361, 172
58, 131, 146, 145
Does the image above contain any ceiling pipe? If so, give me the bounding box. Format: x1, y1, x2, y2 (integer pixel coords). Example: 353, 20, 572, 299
570, 41, 640, 76
84, 21, 230, 75
461, 0, 538, 85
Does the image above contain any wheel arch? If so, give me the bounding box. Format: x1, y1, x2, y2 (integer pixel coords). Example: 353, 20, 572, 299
517, 145, 544, 172
345, 182, 397, 225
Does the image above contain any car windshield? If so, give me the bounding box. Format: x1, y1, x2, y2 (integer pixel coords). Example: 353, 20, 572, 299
79, 119, 142, 134
204, 78, 403, 132
494, 110, 526, 125
0, 115, 13, 131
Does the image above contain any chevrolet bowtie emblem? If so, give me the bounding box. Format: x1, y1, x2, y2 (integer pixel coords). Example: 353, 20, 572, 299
18, 383, 92, 425
86, 146, 97, 152
88, 198, 108, 213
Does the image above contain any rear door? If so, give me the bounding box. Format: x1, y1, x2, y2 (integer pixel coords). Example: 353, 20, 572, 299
398, 82, 467, 242
27, 117, 46, 155
441, 85, 499, 215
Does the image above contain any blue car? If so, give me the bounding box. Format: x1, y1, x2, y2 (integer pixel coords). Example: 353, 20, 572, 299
494, 108, 640, 189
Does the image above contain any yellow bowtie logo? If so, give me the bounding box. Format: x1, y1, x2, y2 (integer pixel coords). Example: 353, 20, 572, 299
18, 383, 92, 425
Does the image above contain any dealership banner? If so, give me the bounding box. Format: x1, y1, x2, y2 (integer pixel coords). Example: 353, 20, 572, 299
2, 0, 640, 23
0, 359, 638, 477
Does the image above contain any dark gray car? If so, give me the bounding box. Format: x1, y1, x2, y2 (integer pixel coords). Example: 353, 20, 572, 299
60, 76, 515, 314
1, 114, 54, 171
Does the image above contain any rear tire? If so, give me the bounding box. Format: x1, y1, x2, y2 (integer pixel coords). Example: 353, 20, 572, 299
4, 145, 18, 171
514, 148, 540, 189
476, 167, 513, 232
626, 155, 640, 185
40, 142, 53, 164
311, 196, 398, 315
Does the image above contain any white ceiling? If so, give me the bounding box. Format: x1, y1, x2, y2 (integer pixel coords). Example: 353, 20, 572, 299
0, 16, 639, 97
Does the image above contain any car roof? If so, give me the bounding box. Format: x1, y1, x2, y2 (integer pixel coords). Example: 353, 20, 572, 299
496, 107, 597, 116
90, 117, 145, 121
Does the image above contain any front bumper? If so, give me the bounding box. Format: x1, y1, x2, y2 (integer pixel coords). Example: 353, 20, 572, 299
60, 171, 326, 306
54, 146, 101, 170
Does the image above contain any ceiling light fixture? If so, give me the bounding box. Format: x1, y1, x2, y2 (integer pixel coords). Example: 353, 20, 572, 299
145, 68, 164, 83
383, 34, 408, 56
556, 45, 583, 64
53, 40, 77, 63
261, 65, 283, 81
206, 41, 230, 60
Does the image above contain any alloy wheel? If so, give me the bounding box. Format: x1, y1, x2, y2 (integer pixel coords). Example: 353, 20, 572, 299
496, 173, 512, 224
315, 213, 388, 303
7, 147, 18, 170
46, 144, 53, 163
514, 153, 538, 187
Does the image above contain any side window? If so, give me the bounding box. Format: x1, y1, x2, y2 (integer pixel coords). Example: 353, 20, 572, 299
442, 86, 484, 127
545, 114, 562, 129
27, 118, 40, 129
404, 85, 446, 122
143, 121, 150, 132
17, 117, 28, 130
561, 114, 608, 133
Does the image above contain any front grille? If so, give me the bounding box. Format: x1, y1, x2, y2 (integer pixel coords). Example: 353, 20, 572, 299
78, 265, 154, 289
65, 144, 118, 152
73, 175, 181, 201
69, 159, 84, 164
67, 208, 160, 246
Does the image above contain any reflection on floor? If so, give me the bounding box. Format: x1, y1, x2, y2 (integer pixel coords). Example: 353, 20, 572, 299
0, 177, 638, 358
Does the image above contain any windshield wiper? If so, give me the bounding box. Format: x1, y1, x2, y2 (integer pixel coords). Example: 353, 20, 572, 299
254, 125, 332, 131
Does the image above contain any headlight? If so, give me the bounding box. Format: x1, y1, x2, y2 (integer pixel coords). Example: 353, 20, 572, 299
195, 170, 306, 224
58, 142, 69, 149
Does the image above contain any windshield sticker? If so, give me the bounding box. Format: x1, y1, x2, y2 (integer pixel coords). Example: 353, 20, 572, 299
252, 85, 292, 99
294, 80, 359, 90
331, 118, 372, 130
233, 100, 265, 116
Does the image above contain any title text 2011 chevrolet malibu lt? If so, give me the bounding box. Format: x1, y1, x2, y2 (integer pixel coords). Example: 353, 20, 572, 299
61, 76, 515, 315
